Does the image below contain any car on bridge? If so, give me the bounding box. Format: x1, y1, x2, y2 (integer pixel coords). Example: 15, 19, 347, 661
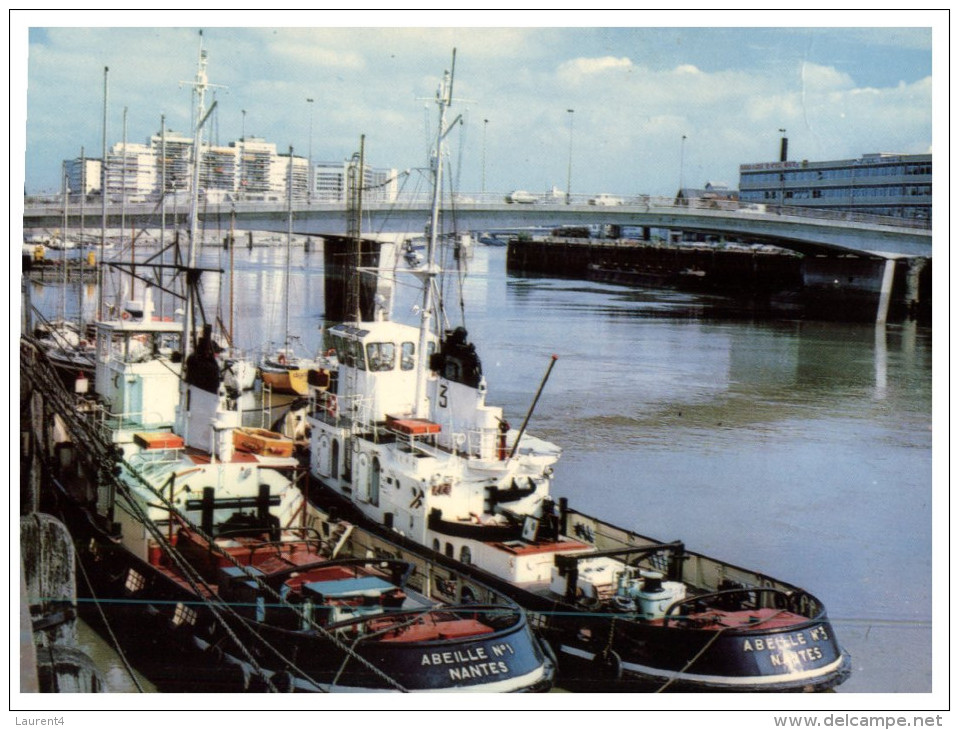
588, 193, 624, 206
505, 190, 538, 204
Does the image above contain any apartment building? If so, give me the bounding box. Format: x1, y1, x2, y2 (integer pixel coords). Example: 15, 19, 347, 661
64, 133, 392, 203
104, 142, 157, 203
64, 157, 102, 197
312, 160, 398, 202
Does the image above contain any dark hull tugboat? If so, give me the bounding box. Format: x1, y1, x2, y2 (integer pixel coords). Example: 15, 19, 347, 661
303, 55, 851, 692
25, 276, 552, 693
24, 37, 553, 694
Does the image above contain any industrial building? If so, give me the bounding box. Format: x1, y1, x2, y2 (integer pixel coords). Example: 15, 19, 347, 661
738, 151, 931, 220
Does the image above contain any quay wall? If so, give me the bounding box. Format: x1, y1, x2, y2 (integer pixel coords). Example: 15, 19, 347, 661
505, 237, 931, 322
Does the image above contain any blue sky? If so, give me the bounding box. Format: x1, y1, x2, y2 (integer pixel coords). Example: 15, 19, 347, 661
13, 11, 939, 198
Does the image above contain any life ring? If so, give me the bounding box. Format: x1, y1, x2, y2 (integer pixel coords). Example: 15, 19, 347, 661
325, 394, 338, 418
121, 311, 130, 320
277, 353, 287, 365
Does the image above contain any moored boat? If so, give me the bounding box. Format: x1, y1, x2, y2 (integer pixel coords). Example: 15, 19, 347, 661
22, 37, 554, 695
258, 350, 312, 395
233, 426, 295, 458
302, 55, 851, 693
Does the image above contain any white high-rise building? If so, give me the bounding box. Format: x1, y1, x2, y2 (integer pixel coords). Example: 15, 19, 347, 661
64, 132, 393, 203
104, 142, 156, 203
233, 137, 275, 198
150, 130, 193, 196
65, 157, 102, 197
312, 160, 398, 203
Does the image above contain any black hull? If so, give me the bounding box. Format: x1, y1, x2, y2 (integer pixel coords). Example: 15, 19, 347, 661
53, 491, 551, 693
539, 617, 850, 693
309, 478, 850, 693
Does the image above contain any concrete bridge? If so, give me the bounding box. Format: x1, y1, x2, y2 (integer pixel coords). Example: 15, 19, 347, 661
23, 193, 931, 260
23, 193, 931, 323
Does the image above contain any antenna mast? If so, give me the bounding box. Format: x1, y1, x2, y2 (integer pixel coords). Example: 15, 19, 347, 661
413, 50, 455, 417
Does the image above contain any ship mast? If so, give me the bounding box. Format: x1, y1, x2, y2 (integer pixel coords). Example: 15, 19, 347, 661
414, 52, 456, 418
180, 30, 219, 355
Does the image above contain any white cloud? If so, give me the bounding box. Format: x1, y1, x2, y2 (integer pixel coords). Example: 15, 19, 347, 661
18, 26, 934, 197
799, 62, 855, 93
558, 56, 633, 82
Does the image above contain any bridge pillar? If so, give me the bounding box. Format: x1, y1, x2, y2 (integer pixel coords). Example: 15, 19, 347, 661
904, 257, 928, 319
874, 258, 897, 326
801, 256, 894, 322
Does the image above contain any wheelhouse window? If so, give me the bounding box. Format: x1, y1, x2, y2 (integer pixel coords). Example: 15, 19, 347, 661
401, 342, 416, 371
366, 342, 395, 372
331, 335, 352, 367
337, 338, 365, 370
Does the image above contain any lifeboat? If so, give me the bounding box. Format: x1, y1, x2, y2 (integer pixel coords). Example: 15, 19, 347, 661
233, 427, 294, 458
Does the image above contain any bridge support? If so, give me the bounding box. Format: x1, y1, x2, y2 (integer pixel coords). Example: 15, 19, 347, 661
800, 256, 904, 323
904, 257, 928, 318
875, 258, 897, 325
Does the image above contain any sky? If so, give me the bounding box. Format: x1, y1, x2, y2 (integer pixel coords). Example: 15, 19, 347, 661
13, 11, 939, 199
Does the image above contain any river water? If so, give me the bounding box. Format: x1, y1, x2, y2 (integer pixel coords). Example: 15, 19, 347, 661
24, 237, 936, 698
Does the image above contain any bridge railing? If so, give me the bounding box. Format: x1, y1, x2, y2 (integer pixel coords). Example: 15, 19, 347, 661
24, 192, 930, 232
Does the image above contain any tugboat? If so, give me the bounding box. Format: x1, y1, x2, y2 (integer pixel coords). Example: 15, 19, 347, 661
303, 55, 851, 692
23, 37, 553, 694
26, 310, 552, 692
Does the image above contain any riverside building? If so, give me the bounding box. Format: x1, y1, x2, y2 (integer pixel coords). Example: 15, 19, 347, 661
61, 133, 396, 204
312, 160, 399, 203
738, 152, 931, 220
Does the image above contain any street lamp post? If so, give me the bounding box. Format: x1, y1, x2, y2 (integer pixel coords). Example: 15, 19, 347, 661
680, 134, 687, 194
566, 108, 574, 205
778, 128, 787, 209
482, 118, 488, 196
307, 97, 314, 202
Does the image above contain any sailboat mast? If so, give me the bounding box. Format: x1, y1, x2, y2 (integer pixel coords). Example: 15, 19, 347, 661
98, 66, 108, 320
60, 162, 68, 323
285, 145, 293, 350
78, 146, 85, 337
229, 205, 235, 345
414, 57, 454, 417
159, 114, 166, 317
183, 31, 208, 356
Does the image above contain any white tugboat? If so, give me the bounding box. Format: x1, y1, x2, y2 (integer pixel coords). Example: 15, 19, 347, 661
305, 53, 851, 692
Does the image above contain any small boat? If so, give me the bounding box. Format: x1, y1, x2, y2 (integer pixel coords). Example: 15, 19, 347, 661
233, 426, 294, 458
45, 237, 77, 251
304, 55, 851, 693
258, 350, 312, 395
